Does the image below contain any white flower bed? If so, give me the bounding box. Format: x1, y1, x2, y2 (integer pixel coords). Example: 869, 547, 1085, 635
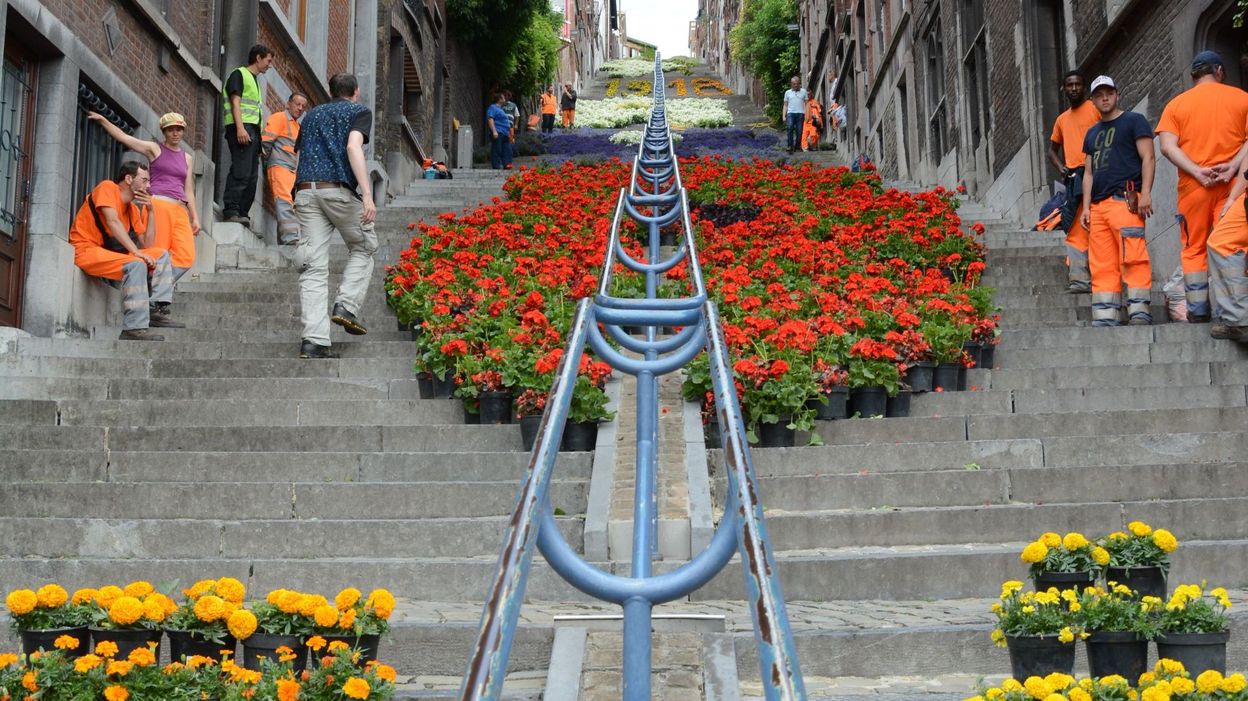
600, 56, 701, 77
608, 131, 683, 145
576, 97, 732, 129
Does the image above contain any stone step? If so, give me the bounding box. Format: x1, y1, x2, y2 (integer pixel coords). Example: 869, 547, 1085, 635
0, 355, 422, 380
908, 384, 1247, 416
753, 497, 1248, 550
0, 516, 584, 560
999, 321, 1213, 349
0, 424, 523, 452
984, 245, 1066, 258
29, 399, 461, 427
814, 405, 1248, 444
0, 480, 585, 520
981, 360, 1221, 389
992, 290, 1166, 310
732, 428, 1248, 476
11, 337, 414, 360
0, 556, 604, 603
147, 327, 414, 343
0, 449, 592, 483
106, 377, 394, 400
728, 459, 1248, 511
689, 538, 1248, 601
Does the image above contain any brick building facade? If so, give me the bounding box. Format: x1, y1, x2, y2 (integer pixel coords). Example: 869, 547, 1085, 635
0, 0, 486, 337
796, 0, 1247, 281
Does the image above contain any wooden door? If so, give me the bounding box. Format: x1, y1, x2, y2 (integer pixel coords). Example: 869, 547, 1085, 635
0, 38, 37, 327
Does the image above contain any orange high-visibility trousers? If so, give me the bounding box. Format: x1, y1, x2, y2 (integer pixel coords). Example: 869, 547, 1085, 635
1089, 197, 1152, 326
267, 165, 299, 243
74, 245, 170, 281
561, 108, 575, 128
1208, 193, 1248, 326
151, 197, 194, 271
1066, 201, 1090, 285
1176, 178, 1230, 317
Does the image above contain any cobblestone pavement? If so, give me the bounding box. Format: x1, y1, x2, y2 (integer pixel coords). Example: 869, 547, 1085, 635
609, 365, 689, 524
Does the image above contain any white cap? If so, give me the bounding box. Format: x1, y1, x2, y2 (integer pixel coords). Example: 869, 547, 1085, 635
1089, 75, 1117, 94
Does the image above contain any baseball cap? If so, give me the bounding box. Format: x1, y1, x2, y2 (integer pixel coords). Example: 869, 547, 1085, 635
159, 112, 187, 130
1089, 75, 1117, 94
1192, 50, 1224, 71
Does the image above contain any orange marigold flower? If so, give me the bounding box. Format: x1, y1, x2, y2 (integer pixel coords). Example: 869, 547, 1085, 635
53, 634, 79, 650
5, 589, 37, 616
277, 679, 301, 701
335, 588, 362, 611
227, 609, 258, 640
108, 596, 144, 626
215, 577, 246, 604
122, 581, 153, 599
314, 604, 339, 628
306, 635, 327, 651
342, 677, 371, 699
35, 584, 68, 608
21, 671, 36, 692
127, 646, 156, 666
106, 660, 134, 677
95, 640, 119, 658
104, 685, 130, 701
75, 654, 102, 672
374, 663, 397, 682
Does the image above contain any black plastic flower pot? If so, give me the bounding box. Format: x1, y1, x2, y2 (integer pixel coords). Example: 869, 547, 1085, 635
431, 373, 456, 398
241, 632, 308, 673
166, 629, 236, 662
849, 387, 887, 418
962, 342, 983, 367
21, 626, 89, 659
757, 417, 795, 447
1155, 631, 1230, 676
462, 401, 481, 424
979, 344, 996, 369
933, 363, 961, 391
416, 372, 435, 399
479, 391, 514, 424
1085, 631, 1148, 681
808, 387, 849, 420
1005, 635, 1076, 680
907, 362, 935, 393
704, 419, 722, 448
314, 633, 381, 668
90, 627, 163, 660
659, 231, 677, 246
886, 390, 911, 418
520, 415, 542, 452
957, 365, 969, 391
1032, 570, 1096, 595
395, 318, 408, 332
1105, 566, 1167, 600
562, 420, 599, 451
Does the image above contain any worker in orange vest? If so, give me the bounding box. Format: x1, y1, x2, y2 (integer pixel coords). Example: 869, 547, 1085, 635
540, 85, 558, 133
802, 95, 823, 151
262, 92, 309, 244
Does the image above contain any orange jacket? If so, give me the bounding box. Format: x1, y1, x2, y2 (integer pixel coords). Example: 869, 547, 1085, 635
262, 111, 300, 172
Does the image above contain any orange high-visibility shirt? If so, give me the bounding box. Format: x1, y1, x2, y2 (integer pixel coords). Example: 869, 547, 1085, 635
262, 111, 300, 171
1050, 100, 1100, 170
1157, 81, 1248, 179
69, 180, 142, 252
541, 93, 558, 115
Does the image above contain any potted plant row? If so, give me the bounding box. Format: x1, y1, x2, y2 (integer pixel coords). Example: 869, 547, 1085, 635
6, 581, 395, 673
968, 660, 1248, 701
0, 636, 398, 700
1022, 522, 1176, 599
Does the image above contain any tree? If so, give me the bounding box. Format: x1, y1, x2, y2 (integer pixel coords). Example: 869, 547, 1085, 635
729, 0, 801, 125
449, 0, 562, 99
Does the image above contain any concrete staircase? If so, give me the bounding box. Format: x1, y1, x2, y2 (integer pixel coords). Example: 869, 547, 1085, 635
0, 170, 603, 697
692, 201, 1248, 696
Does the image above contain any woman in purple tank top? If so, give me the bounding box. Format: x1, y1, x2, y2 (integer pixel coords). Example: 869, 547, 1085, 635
89, 111, 200, 281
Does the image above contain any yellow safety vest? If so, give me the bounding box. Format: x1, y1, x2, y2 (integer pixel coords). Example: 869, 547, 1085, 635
222, 67, 262, 126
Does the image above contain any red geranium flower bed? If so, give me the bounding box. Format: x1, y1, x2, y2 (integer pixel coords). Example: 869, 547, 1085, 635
385, 157, 996, 435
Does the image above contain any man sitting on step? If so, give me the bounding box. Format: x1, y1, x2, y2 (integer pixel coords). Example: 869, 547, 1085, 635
69, 161, 184, 341
1207, 169, 1248, 342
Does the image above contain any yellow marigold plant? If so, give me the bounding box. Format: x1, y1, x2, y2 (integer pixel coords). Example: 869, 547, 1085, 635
92, 589, 174, 631
991, 581, 1079, 644
5, 583, 94, 632
1020, 531, 1105, 578
166, 577, 247, 644
1097, 521, 1177, 575
1158, 583, 1232, 634
311, 588, 395, 638
243, 589, 319, 637
299, 641, 397, 701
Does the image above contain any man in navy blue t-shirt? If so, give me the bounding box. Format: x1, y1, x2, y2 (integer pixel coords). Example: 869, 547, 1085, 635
1080, 75, 1156, 327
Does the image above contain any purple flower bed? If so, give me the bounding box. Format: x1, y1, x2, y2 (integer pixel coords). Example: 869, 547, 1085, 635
537, 128, 782, 164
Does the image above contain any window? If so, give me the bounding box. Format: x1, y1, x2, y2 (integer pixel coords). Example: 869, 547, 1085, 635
72, 83, 136, 209
961, 0, 989, 149
923, 14, 948, 160
289, 0, 309, 40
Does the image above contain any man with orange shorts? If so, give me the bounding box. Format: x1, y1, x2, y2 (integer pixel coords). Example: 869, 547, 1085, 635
1080, 76, 1155, 327
1208, 171, 1248, 341
263, 92, 309, 245
560, 83, 577, 128
540, 85, 558, 133
1157, 51, 1248, 322
70, 161, 181, 340
1048, 70, 1100, 293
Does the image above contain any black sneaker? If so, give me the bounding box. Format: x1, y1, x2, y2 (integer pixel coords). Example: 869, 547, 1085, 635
1211, 323, 1233, 339
299, 340, 339, 359
331, 303, 368, 335
149, 303, 185, 328
119, 329, 164, 341
1188, 313, 1211, 323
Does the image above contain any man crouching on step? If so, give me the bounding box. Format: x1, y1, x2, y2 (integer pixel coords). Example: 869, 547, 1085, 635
1080, 75, 1155, 327
292, 72, 378, 359
70, 161, 183, 341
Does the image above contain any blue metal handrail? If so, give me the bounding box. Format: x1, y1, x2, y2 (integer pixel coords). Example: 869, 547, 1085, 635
459, 56, 808, 701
